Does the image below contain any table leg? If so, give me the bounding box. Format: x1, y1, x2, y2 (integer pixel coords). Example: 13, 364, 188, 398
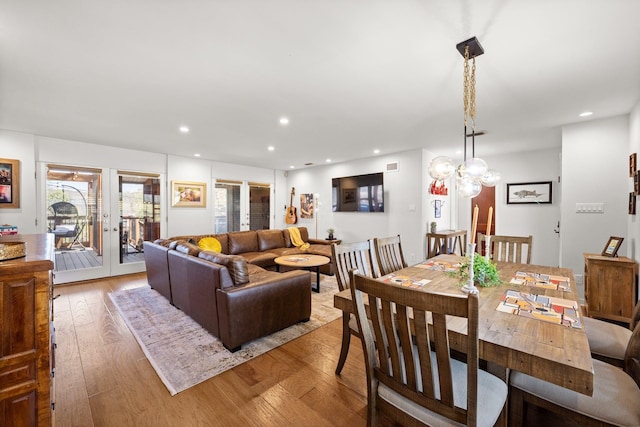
312, 266, 320, 293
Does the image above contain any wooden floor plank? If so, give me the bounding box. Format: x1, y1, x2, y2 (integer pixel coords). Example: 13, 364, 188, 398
53, 272, 582, 427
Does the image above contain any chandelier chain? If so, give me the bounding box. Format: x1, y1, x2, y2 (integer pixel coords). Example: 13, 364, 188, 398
470, 56, 476, 129
463, 45, 477, 130
463, 46, 470, 126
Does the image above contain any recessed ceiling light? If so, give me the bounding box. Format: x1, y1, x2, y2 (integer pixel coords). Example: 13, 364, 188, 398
579, 111, 593, 117
373, 149, 380, 154
326, 158, 332, 163
179, 126, 190, 133
194, 153, 201, 157
279, 117, 289, 126
289, 165, 295, 169
268, 146, 275, 151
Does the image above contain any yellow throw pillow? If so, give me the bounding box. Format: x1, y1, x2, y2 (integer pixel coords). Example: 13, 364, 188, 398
198, 237, 222, 253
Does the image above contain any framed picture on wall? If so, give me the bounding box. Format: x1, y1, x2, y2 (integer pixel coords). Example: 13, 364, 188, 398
601, 236, 623, 257
171, 180, 206, 207
0, 158, 20, 209
630, 192, 637, 215
506, 181, 552, 204
300, 193, 314, 219
631, 153, 637, 177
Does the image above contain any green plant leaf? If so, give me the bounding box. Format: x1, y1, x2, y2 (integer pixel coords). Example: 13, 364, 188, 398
447, 254, 502, 287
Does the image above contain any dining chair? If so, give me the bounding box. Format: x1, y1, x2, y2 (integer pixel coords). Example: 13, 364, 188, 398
484, 234, 533, 264
350, 270, 508, 427
583, 300, 640, 368
331, 240, 379, 375
508, 319, 640, 426
373, 234, 408, 276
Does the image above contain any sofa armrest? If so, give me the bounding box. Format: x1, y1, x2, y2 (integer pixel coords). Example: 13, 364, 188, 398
307, 238, 341, 245
216, 270, 311, 350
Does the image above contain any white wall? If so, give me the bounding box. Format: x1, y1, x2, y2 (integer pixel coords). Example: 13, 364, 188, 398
483, 148, 561, 267
286, 149, 428, 264
561, 115, 630, 292
166, 156, 280, 237
0, 130, 37, 233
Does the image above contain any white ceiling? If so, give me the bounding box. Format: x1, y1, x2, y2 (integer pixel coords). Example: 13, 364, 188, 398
2, 1, 640, 170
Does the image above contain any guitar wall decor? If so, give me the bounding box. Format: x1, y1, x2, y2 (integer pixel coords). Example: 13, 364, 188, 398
285, 187, 298, 224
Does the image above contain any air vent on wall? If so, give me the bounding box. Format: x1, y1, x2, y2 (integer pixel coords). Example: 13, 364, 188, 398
386, 161, 399, 172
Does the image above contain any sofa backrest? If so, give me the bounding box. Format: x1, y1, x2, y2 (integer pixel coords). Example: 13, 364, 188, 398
143, 241, 173, 303
283, 227, 309, 247
199, 251, 249, 287
257, 229, 286, 251
167, 250, 232, 338
167, 234, 230, 254
227, 230, 259, 254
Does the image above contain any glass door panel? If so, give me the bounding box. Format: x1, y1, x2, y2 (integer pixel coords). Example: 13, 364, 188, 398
215, 180, 271, 232
214, 181, 241, 232
249, 183, 270, 230
116, 172, 161, 264
45, 164, 109, 283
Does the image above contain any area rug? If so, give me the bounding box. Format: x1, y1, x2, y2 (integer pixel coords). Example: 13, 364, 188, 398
109, 276, 341, 396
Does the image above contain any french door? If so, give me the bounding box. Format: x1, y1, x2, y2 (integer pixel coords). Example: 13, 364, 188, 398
42, 163, 164, 284
214, 180, 271, 232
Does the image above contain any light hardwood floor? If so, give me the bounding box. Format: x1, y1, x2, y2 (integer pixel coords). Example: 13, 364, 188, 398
53, 273, 580, 427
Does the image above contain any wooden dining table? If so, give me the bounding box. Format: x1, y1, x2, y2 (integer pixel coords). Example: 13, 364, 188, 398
333, 253, 595, 396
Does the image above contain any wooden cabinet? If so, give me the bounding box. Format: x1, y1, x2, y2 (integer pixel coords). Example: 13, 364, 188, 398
584, 253, 638, 324
0, 234, 55, 426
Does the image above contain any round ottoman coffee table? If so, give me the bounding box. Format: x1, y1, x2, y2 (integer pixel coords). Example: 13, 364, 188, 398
274, 254, 330, 293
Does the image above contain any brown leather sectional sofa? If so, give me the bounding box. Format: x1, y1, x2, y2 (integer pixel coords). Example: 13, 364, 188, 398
143, 227, 334, 352
171, 226, 335, 274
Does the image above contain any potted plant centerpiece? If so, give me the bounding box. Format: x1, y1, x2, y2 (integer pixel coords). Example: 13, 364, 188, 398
448, 253, 502, 288
430, 222, 437, 233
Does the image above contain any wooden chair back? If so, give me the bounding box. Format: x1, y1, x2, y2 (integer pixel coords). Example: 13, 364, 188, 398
350, 271, 480, 426
373, 235, 408, 276
331, 240, 378, 291
487, 234, 533, 264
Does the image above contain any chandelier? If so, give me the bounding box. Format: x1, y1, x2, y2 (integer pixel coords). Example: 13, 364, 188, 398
428, 36, 500, 198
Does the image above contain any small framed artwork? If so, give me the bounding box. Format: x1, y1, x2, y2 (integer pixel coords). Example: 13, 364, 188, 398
601, 236, 623, 257
630, 192, 637, 215
635, 171, 640, 195
171, 180, 206, 207
506, 181, 552, 204
300, 193, 314, 219
342, 188, 356, 203
0, 158, 20, 209
433, 199, 444, 218
631, 153, 637, 177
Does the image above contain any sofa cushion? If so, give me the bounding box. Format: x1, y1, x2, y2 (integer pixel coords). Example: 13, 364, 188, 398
173, 241, 202, 256
242, 251, 278, 268
198, 236, 222, 253
199, 251, 250, 287
283, 226, 310, 248
257, 229, 286, 251
228, 231, 259, 254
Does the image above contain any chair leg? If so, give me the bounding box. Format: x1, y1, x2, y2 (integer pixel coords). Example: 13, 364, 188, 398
335, 313, 352, 375
508, 385, 525, 427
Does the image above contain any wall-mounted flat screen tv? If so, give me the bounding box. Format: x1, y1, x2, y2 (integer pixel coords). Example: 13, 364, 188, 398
332, 172, 384, 212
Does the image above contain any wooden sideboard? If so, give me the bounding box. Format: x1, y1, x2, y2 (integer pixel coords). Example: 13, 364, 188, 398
584, 253, 639, 325
0, 234, 55, 426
